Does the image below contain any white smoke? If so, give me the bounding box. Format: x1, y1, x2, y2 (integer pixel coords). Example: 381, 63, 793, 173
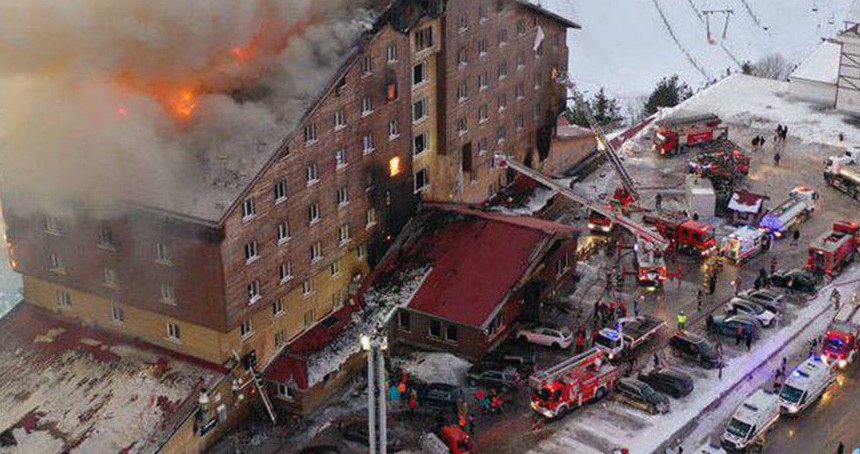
0, 0, 374, 219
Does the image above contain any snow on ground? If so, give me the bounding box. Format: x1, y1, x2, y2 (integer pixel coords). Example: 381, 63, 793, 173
492, 186, 558, 216
399, 352, 473, 387
526, 266, 860, 454
532, 0, 857, 102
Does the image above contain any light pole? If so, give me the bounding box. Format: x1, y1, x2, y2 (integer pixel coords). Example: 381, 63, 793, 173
361, 333, 388, 454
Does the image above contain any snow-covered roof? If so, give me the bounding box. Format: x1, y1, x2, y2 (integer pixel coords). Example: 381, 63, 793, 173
0, 304, 224, 453
728, 191, 768, 214
791, 41, 841, 85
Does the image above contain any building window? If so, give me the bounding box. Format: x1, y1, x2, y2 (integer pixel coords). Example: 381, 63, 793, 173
279, 261, 293, 283
337, 187, 349, 207
413, 61, 427, 86
456, 47, 468, 65
330, 259, 341, 276
428, 319, 442, 338
306, 162, 319, 185
240, 319, 254, 339
413, 98, 429, 123
478, 104, 489, 123
338, 223, 351, 245
386, 44, 398, 62
478, 73, 488, 90
57, 290, 72, 308
366, 208, 377, 227
536, 41, 545, 57
457, 12, 468, 31
276, 382, 293, 399
478, 37, 488, 56
304, 124, 318, 145
307, 203, 320, 225
43, 215, 61, 235
333, 108, 346, 130
497, 60, 508, 79
389, 157, 402, 177
274, 179, 288, 203
274, 329, 287, 348
534, 70, 542, 89
49, 252, 65, 274
457, 117, 468, 135
244, 240, 260, 262
268, 220, 287, 245
335, 77, 346, 96
160, 283, 176, 305
362, 95, 374, 116
97, 224, 114, 248
497, 93, 507, 111
247, 280, 261, 305
389, 119, 400, 140
478, 138, 488, 155
387, 80, 398, 102
363, 134, 375, 154
336, 149, 348, 169
103, 267, 119, 288
496, 126, 507, 143
557, 252, 570, 276
446, 324, 459, 343
516, 114, 525, 131
303, 309, 316, 328
479, 2, 489, 20
111, 304, 124, 324
167, 323, 181, 342
516, 82, 525, 100
516, 19, 526, 36
413, 132, 428, 155
414, 168, 430, 193
332, 286, 348, 310
357, 244, 368, 259
310, 242, 323, 262
398, 311, 411, 331
457, 82, 468, 102
302, 279, 314, 296
415, 27, 434, 51
516, 52, 525, 69
242, 197, 256, 220
361, 55, 372, 74
498, 27, 509, 45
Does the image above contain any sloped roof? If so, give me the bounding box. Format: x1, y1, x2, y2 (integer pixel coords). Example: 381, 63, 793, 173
791, 40, 841, 85
516, 1, 581, 29
728, 191, 769, 214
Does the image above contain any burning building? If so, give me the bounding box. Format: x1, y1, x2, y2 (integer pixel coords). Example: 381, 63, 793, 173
0, 0, 576, 427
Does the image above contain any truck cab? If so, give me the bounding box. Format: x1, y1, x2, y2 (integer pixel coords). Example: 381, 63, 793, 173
440, 426, 472, 454
823, 324, 857, 368
778, 356, 835, 415
721, 390, 780, 452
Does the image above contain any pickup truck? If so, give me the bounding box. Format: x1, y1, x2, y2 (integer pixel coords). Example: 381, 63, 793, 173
594, 315, 666, 359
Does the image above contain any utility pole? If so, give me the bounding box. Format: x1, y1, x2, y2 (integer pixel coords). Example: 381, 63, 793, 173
361, 334, 388, 454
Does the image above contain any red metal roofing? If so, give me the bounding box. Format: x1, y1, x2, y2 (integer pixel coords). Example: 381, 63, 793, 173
405, 208, 557, 328
428, 203, 581, 235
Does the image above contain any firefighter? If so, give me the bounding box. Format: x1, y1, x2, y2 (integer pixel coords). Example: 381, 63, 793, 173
770, 257, 779, 276
696, 289, 704, 312
832, 288, 842, 311
677, 310, 688, 331
575, 331, 586, 354
791, 229, 801, 246
655, 193, 663, 210
616, 268, 624, 290
774, 151, 781, 167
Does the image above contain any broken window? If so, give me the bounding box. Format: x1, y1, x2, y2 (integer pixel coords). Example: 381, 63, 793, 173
398, 311, 411, 331
415, 27, 433, 51
428, 319, 442, 338
413, 61, 427, 86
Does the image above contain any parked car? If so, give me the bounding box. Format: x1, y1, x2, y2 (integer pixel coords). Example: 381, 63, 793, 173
708, 314, 761, 339
466, 363, 521, 388
515, 325, 573, 349
638, 367, 694, 398
726, 298, 776, 327
669, 331, 722, 369
614, 378, 670, 414
339, 421, 401, 450
416, 383, 464, 412
770, 269, 818, 294
483, 351, 537, 374
739, 289, 785, 314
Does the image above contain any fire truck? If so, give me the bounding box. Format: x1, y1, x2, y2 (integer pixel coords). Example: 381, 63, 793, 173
634, 238, 668, 289
759, 187, 818, 238
529, 348, 620, 419
642, 211, 717, 255
652, 114, 728, 156
807, 221, 860, 277
824, 152, 860, 200
588, 188, 638, 233
822, 303, 860, 368
687, 141, 751, 179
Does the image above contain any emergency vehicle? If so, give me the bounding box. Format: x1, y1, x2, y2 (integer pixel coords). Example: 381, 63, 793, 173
807, 221, 860, 277
720, 390, 780, 452
642, 211, 717, 255
652, 114, 728, 156
824, 151, 860, 200
419, 426, 473, 454
594, 315, 666, 359
822, 303, 860, 368
529, 348, 619, 419
759, 187, 818, 238
777, 356, 835, 415
634, 238, 668, 289
720, 226, 772, 263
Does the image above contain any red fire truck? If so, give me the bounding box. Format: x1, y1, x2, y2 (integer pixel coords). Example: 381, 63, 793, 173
634, 238, 668, 289
587, 188, 638, 233
807, 221, 860, 277
652, 114, 728, 156
823, 304, 860, 368
529, 348, 619, 419
642, 211, 717, 255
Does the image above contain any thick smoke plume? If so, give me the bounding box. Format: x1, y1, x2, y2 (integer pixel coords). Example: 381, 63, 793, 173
0, 0, 374, 219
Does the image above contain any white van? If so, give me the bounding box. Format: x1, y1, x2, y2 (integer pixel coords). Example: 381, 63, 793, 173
720, 389, 780, 452
778, 356, 836, 415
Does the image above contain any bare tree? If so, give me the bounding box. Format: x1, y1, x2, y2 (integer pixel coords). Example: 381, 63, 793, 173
750, 54, 794, 81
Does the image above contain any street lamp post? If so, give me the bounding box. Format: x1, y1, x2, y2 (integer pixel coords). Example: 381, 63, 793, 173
361, 334, 388, 454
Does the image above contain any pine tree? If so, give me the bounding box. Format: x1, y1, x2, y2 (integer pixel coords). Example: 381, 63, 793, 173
644, 75, 692, 115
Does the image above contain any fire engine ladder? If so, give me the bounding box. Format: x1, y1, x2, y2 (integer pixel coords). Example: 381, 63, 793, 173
559, 73, 639, 203
495, 155, 668, 249
232, 351, 277, 424
529, 347, 604, 389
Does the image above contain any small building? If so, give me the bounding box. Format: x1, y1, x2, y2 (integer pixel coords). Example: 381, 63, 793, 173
727, 191, 770, 226
790, 40, 840, 107
686, 176, 716, 219
545, 116, 597, 176
376, 204, 579, 360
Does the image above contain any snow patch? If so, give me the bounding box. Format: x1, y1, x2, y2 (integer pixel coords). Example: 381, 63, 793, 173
400, 352, 472, 387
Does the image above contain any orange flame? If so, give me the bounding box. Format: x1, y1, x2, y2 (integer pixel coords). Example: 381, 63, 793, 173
172, 90, 199, 119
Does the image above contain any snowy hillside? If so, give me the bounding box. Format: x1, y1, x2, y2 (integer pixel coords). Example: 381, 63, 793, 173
533, 0, 856, 101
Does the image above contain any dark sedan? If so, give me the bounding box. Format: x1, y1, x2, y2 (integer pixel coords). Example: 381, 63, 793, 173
466, 363, 520, 388
708, 314, 761, 339
638, 367, 694, 398
770, 269, 818, 294
669, 331, 722, 368
614, 378, 670, 414
416, 382, 464, 412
